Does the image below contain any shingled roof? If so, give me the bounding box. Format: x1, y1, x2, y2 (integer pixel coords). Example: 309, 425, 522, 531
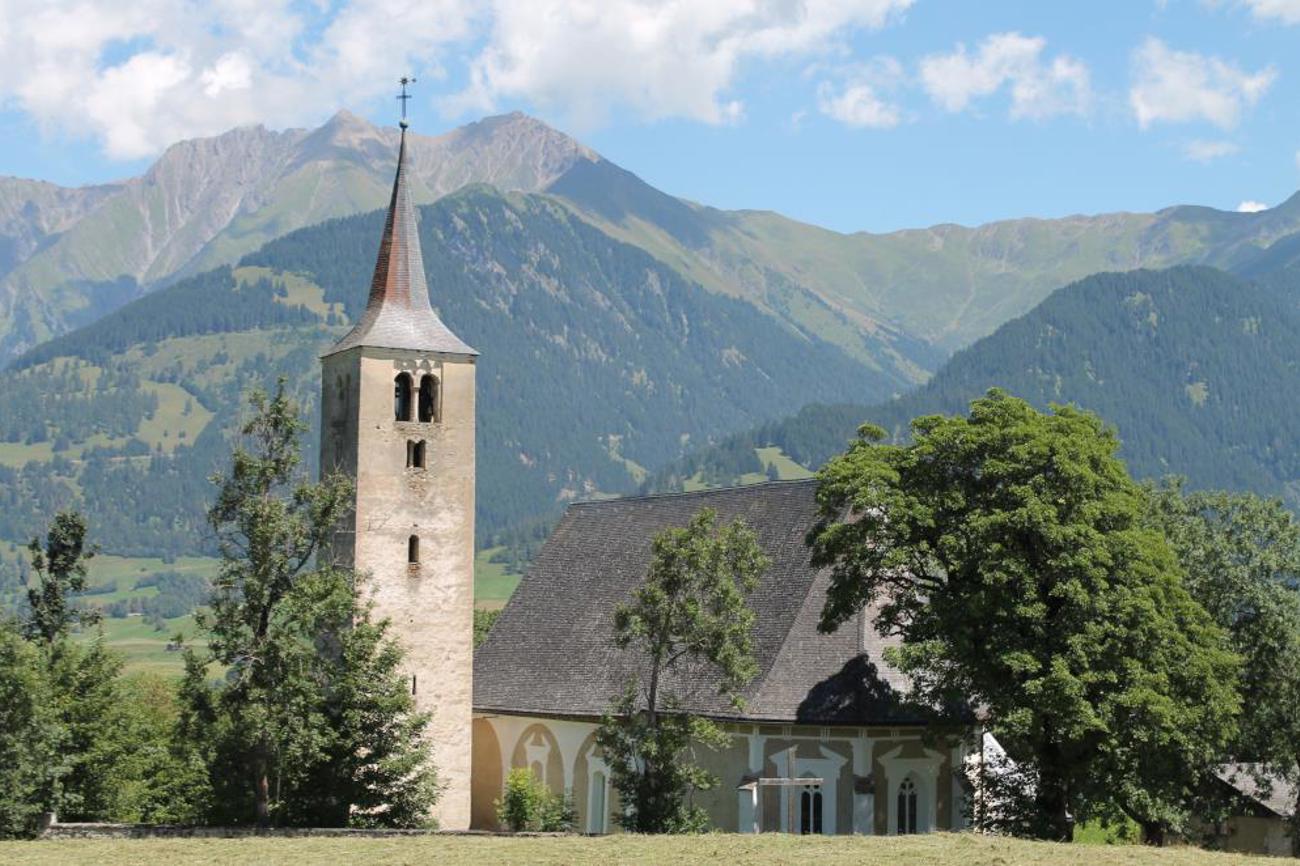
323, 124, 476, 358
474, 480, 928, 725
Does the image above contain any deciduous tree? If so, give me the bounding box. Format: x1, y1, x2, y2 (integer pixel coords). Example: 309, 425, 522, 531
596, 508, 768, 833
808, 390, 1240, 841
1146, 482, 1300, 855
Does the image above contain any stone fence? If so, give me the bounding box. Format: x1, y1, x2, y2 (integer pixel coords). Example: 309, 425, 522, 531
41, 820, 564, 840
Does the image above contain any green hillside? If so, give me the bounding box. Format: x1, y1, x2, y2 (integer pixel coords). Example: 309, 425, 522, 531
0, 184, 898, 570
648, 266, 1300, 503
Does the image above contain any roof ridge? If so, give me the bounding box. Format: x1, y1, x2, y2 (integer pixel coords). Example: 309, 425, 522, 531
568, 478, 819, 509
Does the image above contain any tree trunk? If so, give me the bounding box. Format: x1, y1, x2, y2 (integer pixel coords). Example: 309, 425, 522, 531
1034, 741, 1073, 842
1140, 821, 1166, 847
255, 756, 271, 828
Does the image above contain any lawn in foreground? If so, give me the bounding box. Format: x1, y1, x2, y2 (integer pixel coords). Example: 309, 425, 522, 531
3, 833, 1288, 866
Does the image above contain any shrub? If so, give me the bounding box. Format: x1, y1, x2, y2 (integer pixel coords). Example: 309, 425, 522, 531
495, 767, 575, 832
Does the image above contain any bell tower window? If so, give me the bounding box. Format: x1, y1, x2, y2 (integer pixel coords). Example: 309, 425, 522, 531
394, 373, 414, 421
418, 374, 439, 423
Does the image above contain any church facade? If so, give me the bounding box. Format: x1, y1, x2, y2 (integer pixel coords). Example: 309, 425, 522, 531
320, 122, 979, 835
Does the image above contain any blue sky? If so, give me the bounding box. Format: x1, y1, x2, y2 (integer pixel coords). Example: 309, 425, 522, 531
1, 0, 1298, 232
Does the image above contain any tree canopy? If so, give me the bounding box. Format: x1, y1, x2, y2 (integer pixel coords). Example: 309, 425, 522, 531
807, 390, 1240, 840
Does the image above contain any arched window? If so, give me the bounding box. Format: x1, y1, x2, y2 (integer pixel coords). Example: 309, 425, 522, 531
799, 786, 823, 835
394, 373, 413, 421
589, 770, 607, 834
418, 374, 439, 422
407, 535, 420, 565
897, 776, 918, 835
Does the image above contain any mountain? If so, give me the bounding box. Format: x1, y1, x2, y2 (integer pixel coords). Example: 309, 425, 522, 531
0, 184, 901, 560
0, 111, 592, 359
647, 265, 1300, 503
10, 111, 1300, 383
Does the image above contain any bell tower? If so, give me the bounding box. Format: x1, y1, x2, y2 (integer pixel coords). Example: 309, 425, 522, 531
319, 106, 476, 829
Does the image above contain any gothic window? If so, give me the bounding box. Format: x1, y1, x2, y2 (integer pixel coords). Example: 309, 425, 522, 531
418, 374, 439, 423
897, 776, 918, 835
394, 373, 414, 421
408, 535, 420, 565
799, 786, 823, 835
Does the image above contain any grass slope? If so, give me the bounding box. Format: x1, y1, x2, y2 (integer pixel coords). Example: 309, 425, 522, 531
1, 833, 1285, 866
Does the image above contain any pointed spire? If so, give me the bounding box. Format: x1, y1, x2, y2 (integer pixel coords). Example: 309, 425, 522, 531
325, 116, 476, 358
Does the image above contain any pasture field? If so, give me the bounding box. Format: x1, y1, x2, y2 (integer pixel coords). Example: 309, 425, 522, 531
1, 833, 1287, 866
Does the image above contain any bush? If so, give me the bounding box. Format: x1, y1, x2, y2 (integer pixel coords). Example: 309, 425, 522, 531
495, 767, 575, 832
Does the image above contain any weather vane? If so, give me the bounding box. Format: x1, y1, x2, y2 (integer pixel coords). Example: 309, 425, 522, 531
398, 76, 416, 128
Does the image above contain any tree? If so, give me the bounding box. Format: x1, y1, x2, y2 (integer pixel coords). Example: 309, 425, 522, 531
595, 508, 769, 833
24, 510, 96, 644
0, 621, 57, 838
807, 390, 1240, 841
1146, 481, 1300, 855
184, 380, 437, 826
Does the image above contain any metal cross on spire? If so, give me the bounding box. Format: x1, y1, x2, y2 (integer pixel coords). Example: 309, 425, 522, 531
398, 76, 416, 128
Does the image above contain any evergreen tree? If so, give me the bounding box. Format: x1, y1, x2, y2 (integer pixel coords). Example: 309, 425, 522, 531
595, 508, 769, 833
182, 380, 437, 827
807, 390, 1240, 841
0, 621, 56, 838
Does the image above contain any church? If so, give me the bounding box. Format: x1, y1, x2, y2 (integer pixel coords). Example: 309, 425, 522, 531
318, 119, 980, 835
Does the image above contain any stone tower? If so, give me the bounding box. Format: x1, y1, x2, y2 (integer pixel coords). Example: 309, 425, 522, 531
319, 120, 476, 830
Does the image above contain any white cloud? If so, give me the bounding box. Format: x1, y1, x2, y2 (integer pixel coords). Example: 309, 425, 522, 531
816, 58, 904, 128
449, 0, 914, 127
0, 0, 481, 159
0, 0, 914, 158
1129, 38, 1275, 130
1236, 200, 1269, 212
918, 32, 1092, 119
1183, 139, 1240, 162
1238, 0, 1300, 24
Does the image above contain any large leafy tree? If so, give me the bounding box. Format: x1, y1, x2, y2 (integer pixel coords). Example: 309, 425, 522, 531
183, 380, 437, 827
596, 508, 769, 833
1146, 482, 1300, 855
807, 390, 1240, 841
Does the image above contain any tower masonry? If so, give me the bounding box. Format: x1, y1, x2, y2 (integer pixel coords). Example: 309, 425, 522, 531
319, 119, 476, 830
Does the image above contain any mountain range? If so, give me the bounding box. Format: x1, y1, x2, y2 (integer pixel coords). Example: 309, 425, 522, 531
6, 112, 1300, 564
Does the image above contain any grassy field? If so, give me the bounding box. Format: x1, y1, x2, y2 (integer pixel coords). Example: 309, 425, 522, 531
1, 833, 1285, 866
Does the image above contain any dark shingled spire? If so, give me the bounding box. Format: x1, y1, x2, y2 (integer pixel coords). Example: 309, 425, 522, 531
324, 125, 476, 358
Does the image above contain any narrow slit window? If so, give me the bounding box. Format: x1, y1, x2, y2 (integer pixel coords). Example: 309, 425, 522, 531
418, 374, 439, 423
411, 674, 417, 696
394, 373, 414, 421
406, 440, 415, 467
408, 535, 420, 565
413, 440, 427, 468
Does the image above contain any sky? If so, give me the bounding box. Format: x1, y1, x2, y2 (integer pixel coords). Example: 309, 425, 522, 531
1, 0, 1298, 233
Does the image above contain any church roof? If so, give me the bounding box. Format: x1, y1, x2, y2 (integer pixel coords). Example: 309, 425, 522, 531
323, 125, 476, 358
474, 480, 934, 726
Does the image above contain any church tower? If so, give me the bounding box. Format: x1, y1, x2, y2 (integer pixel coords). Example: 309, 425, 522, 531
319, 113, 476, 830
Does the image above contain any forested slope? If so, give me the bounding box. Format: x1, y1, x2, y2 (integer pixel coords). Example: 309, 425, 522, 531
0, 184, 896, 568
648, 266, 1300, 503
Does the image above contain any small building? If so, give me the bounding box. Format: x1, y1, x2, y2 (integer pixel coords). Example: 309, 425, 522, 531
1209, 764, 1296, 857
471, 480, 979, 834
